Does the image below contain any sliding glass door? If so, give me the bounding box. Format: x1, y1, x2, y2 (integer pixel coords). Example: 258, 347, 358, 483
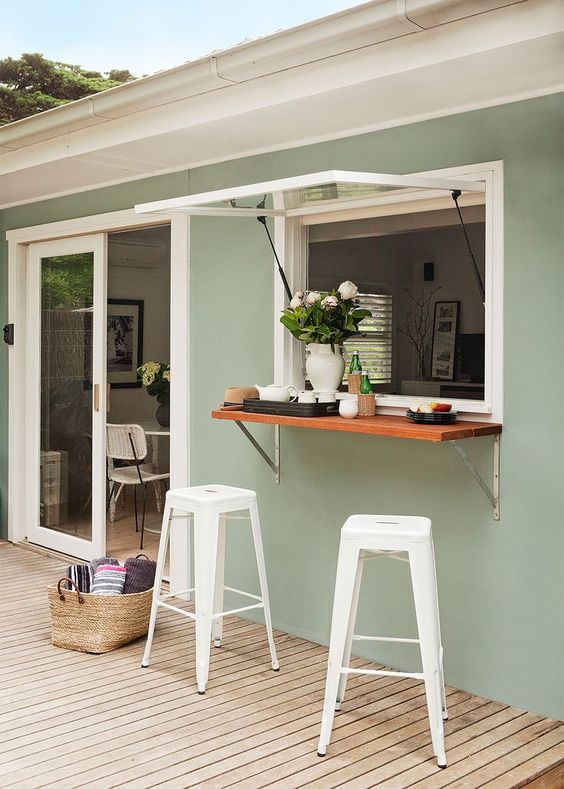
26, 235, 107, 559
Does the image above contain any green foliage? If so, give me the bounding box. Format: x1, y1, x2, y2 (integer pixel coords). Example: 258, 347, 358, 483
41, 254, 93, 309
0, 53, 136, 124
281, 287, 371, 347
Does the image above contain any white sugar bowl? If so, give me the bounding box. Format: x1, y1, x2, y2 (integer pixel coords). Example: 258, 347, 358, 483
339, 396, 359, 419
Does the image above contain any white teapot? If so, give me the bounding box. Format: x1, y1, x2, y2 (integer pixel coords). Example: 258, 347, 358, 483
254, 384, 298, 402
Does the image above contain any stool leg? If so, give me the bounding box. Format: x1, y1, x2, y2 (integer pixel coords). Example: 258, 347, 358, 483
141, 501, 173, 668
248, 500, 279, 671
336, 556, 364, 710
431, 539, 448, 721
212, 515, 226, 647
409, 541, 447, 768
318, 540, 360, 756
194, 509, 220, 694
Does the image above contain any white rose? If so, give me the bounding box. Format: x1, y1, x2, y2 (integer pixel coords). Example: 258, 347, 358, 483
321, 295, 339, 309
289, 291, 305, 309
162, 369, 170, 382
143, 372, 155, 387
306, 291, 322, 305
338, 281, 358, 300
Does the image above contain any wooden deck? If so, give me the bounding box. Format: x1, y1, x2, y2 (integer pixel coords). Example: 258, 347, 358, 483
1, 543, 562, 788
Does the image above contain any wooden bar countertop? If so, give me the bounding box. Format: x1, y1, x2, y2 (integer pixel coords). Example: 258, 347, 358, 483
211, 409, 502, 443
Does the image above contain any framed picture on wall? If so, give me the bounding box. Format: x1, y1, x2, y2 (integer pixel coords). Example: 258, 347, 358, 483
431, 301, 459, 380
107, 299, 144, 388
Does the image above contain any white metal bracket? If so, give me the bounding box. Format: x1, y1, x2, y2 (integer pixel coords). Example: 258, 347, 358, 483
451, 434, 500, 520
235, 421, 280, 483
231, 421, 500, 516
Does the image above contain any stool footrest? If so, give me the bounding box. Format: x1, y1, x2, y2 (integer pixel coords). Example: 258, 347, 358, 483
212, 602, 264, 619
156, 600, 196, 620
342, 666, 425, 680
223, 585, 263, 602
161, 588, 195, 600
353, 635, 420, 644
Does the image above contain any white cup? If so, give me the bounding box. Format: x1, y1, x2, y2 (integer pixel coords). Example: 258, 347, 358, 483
339, 397, 359, 419
297, 391, 316, 403
317, 391, 336, 403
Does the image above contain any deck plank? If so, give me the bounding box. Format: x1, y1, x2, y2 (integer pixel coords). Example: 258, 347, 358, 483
0, 543, 561, 789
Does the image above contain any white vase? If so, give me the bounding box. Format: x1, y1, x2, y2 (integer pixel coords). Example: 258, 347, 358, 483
305, 343, 345, 391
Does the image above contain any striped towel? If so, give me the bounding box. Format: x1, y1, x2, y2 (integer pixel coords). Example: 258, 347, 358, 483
91, 564, 127, 596
65, 564, 92, 593
90, 556, 120, 576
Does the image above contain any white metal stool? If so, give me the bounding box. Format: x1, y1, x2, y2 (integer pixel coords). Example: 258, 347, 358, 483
317, 514, 448, 767
141, 484, 279, 693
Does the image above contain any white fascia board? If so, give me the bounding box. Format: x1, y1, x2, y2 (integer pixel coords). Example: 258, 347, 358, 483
135, 170, 485, 215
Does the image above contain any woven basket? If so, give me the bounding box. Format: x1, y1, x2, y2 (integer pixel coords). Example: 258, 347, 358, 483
357, 393, 376, 417
48, 578, 153, 654
347, 373, 361, 394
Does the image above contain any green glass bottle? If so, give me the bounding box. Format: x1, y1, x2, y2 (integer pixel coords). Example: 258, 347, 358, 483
349, 350, 362, 374
360, 371, 372, 394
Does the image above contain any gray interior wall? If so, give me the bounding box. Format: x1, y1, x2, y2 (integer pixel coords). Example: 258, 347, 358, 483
107, 226, 171, 424
309, 223, 485, 384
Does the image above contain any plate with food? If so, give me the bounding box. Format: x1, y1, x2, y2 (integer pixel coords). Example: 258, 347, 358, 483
406, 402, 458, 424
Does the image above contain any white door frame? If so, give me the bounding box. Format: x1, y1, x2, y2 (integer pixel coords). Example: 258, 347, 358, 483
7, 209, 191, 589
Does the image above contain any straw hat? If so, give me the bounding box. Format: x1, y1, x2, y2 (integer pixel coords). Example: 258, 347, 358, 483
223, 386, 258, 404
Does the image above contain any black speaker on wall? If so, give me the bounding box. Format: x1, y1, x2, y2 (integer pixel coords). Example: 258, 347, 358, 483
423, 261, 435, 281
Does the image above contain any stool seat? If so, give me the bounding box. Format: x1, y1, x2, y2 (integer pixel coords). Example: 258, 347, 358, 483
166, 484, 256, 511
342, 514, 432, 543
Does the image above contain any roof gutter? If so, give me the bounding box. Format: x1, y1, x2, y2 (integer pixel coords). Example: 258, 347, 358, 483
0, 0, 523, 152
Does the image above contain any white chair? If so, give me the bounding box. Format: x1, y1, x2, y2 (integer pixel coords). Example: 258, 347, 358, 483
141, 484, 279, 694
106, 424, 170, 549
318, 514, 448, 768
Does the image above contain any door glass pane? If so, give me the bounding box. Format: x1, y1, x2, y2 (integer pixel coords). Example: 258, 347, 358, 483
40, 253, 94, 539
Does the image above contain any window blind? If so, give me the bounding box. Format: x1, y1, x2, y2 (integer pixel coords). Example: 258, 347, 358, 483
343, 293, 393, 384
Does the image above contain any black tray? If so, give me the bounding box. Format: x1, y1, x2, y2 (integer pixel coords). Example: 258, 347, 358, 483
406, 409, 458, 424
243, 398, 339, 417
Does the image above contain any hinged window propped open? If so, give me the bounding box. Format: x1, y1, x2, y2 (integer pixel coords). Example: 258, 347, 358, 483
134, 170, 486, 218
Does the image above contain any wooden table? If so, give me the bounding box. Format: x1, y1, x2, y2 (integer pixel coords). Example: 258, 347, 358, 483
211, 409, 502, 519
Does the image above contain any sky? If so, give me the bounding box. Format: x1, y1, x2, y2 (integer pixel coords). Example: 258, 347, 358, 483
0, 0, 368, 76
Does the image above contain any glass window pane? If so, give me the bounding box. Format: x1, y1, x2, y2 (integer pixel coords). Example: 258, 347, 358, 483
40, 253, 94, 538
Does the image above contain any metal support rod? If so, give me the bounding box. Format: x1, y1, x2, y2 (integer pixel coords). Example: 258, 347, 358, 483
235, 421, 281, 483
452, 434, 500, 520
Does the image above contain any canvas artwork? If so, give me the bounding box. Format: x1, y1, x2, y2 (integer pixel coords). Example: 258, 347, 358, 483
431, 301, 459, 380
107, 299, 144, 387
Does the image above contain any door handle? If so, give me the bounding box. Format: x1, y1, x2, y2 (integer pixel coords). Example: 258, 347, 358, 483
93, 384, 100, 412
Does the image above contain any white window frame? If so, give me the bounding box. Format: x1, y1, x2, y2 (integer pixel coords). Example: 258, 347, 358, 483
277, 161, 503, 421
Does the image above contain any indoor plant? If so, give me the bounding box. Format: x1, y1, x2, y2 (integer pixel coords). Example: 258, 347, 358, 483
280, 281, 371, 391
137, 361, 170, 426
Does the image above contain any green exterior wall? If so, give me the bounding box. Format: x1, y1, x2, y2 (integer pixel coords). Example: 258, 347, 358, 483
1, 94, 562, 720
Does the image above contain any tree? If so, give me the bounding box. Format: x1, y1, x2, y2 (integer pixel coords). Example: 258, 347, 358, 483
0, 53, 136, 125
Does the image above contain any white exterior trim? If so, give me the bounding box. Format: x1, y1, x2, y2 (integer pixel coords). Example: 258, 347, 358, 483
5, 209, 168, 242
